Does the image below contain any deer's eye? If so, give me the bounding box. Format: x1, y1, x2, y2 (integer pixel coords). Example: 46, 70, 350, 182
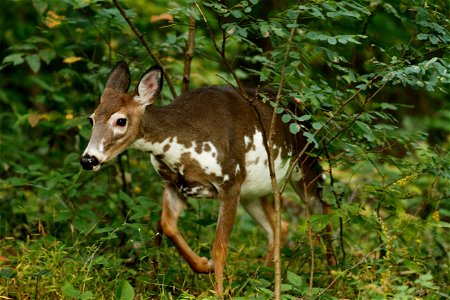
116, 118, 127, 127
88, 117, 93, 126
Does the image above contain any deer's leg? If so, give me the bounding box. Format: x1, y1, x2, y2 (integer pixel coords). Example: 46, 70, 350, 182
160, 183, 214, 273
212, 183, 240, 297
241, 196, 289, 266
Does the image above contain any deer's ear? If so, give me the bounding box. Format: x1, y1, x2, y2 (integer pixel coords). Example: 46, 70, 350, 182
105, 61, 131, 93
134, 66, 163, 106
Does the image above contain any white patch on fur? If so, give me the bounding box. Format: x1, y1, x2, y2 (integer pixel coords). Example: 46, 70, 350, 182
150, 155, 161, 173
244, 135, 252, 147
165, 186, 185, 217
98, 138, 106, 153
241, 130, 291, 199
82, 139, 107, 165
133, 137, 223, 177
181, 185, 215, 198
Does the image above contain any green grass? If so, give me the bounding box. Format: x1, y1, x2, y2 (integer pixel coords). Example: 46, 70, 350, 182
1, 190, 449, 299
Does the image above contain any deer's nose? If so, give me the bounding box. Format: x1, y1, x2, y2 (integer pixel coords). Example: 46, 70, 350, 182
80, 155, 99, 170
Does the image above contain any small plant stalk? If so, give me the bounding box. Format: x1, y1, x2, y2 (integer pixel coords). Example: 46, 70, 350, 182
268, 13, 299, 300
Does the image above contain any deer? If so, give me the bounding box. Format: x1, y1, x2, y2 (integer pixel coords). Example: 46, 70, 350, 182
80, 61, 323, 297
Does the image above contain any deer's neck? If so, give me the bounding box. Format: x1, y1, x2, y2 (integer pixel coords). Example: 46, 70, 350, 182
131, 104, 192, 153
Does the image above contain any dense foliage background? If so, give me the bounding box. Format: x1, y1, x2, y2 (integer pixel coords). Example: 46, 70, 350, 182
1, 0, 449, 299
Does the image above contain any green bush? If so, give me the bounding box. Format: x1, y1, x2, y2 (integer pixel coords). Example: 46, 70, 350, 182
1, 0, 448, 298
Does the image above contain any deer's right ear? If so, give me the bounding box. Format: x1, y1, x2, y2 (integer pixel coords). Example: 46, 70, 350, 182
133, 66, 163, 106
105, 61, 131, 93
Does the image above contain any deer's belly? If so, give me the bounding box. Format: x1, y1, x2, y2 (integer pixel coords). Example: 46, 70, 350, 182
135, 136, 223, 198
240, 130, 291, 199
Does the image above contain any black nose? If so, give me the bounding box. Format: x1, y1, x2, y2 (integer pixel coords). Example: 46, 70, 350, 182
80, 155, 99, 170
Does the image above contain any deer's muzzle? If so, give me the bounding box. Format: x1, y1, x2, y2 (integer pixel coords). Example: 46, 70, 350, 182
80, 155, 100, 171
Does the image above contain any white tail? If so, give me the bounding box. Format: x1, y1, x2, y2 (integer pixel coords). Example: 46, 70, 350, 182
80, 61, 322, 296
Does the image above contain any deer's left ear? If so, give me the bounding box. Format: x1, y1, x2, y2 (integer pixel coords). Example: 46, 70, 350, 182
133, 65, 163, 106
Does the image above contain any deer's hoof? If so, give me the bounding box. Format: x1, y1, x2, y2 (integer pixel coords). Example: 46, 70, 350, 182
192, 257, 215, 273
206, 258, 214, 271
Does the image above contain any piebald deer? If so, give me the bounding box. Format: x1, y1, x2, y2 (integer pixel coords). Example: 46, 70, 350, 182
80, 61, 322, 297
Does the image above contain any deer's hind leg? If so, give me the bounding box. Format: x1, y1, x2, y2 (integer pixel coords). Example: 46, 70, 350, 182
241, 196, 289, 266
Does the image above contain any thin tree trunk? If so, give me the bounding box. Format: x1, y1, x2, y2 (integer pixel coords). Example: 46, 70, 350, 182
182, 8, 196, 93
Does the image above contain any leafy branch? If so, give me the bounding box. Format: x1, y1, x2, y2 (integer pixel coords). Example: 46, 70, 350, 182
113, 0, 177, 98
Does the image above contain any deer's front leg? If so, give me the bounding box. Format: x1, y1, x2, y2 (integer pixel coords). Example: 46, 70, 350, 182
212, 183, 240, 297
160, 183, 214, 273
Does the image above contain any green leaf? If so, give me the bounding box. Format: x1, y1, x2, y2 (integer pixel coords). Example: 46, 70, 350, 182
94, 226, 116, 234
32, 0, 48, 14
296, 114, 311, 122
281, 114, 292, 123
380, 103, 398, 111
303, 132, 318, 148
431, 221, 450, 228
116, 280, 135, 300
2, 53, 25, 66
312, 122, 322, 130
429, 35, 439, 44
417, 33, 428, 40
414, 272, 438, 289
62, 283, 93, 299
355, 120, 375, 142
327, 36, 337, 45
415, 7, 429, 23
405, 65, 421, 74
119, 190, 133, 207
72, 217, 90, 233
39, 49, 56, 64
287, 271, 304, 288
230, 9, 243, 18
289, 123, 300, 134
275, 106, 284, 114
25, 54, 41, 73
311, 214, 331, 231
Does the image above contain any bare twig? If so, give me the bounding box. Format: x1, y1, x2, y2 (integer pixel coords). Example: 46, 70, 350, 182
113, 0, 177, 98
304, 180, 315, 296
325, 149, 346, 263
194, 2, 248, 98
182, 7, 196, 93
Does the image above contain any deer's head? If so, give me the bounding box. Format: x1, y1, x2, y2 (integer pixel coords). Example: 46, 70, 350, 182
80, 61, 163, 171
